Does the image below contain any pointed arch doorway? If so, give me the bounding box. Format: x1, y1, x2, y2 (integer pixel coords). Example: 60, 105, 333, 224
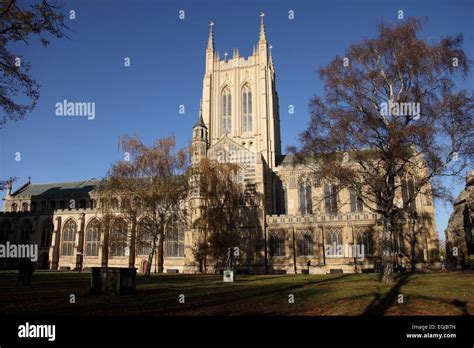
141, 259, 148, 273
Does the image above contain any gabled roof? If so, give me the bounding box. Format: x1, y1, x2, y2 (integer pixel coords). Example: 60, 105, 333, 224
11, 180, 99, 198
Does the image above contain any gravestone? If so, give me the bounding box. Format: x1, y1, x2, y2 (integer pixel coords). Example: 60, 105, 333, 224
90, 267, 137, 295
223, 269, 235, 282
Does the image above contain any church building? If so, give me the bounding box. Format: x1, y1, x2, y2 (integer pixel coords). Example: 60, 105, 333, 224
0, 15, 440, 274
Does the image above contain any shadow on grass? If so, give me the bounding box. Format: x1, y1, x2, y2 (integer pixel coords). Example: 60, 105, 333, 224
361, 272, 413, 316
148, 274, 358, 315
450, 299, 469, 316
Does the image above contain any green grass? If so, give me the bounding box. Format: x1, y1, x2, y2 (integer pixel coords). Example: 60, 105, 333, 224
0, 270, 472, 316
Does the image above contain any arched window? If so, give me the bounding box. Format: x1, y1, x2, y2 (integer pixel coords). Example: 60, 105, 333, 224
356, 228, 373, 255
41, 220, 53, 247
111, 198, 119, 210
326, 228, 343, 257
299, 178, 312, 215
85, 219, 100, 256
62, 219, 76, 256
297, 230, 314, 256
20, 220, 32, 243
222, 87, 232, 134
22, 202, 28, 212
269, 231, 285, 256
122, 198, 130, 210
133, 197, 142, 209
166, 224, 185, 257
242, 85, 252, 132
397, 230, 405, 253
324, 184, 338, 213
136, 218, 152, 256
401, 176, 416, 212
350, 189, 364, 212
11, 203, 17, 212
231, 167, 244, 184
110, 218, 127, 257
276, 182, 288, 215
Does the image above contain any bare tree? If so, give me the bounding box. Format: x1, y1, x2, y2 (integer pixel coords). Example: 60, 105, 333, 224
190, 158, 246, 273
100, 135, 188, 275
291, 18, 473, 283
0, 0, 68, 127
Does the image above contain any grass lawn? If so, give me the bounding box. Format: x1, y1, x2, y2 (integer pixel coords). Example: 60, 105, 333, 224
0, 270, 472, 316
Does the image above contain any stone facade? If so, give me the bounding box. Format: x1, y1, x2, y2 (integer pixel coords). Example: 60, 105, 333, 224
0, 16, 440, 274
445, 171, 474, 269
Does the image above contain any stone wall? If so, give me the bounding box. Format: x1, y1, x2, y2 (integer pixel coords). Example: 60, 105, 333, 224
445, 171, 474, 269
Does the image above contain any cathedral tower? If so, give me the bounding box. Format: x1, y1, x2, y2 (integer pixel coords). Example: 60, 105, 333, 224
200, 14, 282, 169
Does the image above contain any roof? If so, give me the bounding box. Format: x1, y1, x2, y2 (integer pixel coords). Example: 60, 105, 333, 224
276, 154, 296, 167
193, 114, 207, 128
11, 180, 99, 198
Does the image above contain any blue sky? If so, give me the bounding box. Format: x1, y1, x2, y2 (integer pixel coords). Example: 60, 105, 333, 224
1, 0, 473, 238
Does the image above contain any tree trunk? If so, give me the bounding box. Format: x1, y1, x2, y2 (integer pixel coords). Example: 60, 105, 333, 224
101, 224, 109, 268
128, 219, 136, 268
157, 233, 164, 273
410, 215, 417, 271
146, 236, 156, 276
381, 216, 395, 283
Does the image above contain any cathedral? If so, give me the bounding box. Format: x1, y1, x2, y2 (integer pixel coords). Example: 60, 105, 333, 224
0, 15, 440, 274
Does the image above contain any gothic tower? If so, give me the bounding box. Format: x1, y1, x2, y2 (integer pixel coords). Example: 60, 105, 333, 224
200, 14, 282, 169
190, 102, 208, 166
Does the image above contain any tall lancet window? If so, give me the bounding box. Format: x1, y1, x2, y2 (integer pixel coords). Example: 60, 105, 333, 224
222, 87, 232, 134
299, 178, 312, 215
242, 85, 252, 132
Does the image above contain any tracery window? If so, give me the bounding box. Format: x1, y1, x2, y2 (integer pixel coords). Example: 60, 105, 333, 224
222, 87, 232, 134
242, 85, 252, 132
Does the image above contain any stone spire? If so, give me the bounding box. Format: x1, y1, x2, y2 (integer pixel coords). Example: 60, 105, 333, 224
194, 100, 206, 128
207, 20, 215, 51
259, 12, 266, 43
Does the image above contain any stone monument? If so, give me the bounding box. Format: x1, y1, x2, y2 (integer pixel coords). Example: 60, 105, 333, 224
223, 247, 235, 282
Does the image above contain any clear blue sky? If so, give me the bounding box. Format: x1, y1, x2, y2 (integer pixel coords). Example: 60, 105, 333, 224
1, 0, 473, 239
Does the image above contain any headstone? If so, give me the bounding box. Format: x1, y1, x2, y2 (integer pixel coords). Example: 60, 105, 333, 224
223, 269, 234, 282
90, 267, 137, 295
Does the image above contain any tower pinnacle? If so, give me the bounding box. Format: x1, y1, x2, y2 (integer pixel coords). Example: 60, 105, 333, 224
194, 99, 206, 128
259, 12, 266, 42
207, 20, 215, 51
